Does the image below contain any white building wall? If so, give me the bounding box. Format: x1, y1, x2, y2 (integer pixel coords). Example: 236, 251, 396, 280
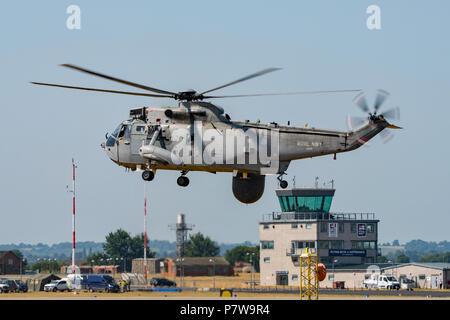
259, 222, 317, 286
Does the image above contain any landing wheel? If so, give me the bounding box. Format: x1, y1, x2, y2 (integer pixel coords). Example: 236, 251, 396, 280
280, 180, 288, 189
177, 176, 189, 187
142, 170, 154, 181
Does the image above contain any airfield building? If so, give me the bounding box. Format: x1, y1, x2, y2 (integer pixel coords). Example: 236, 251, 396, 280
259, 186, 379, 286
0, 250, 24, 275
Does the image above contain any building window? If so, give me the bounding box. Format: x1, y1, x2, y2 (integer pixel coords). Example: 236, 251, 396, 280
261, 241, 274, 250
292, 274, 298, 281
351, 223, 356, 233
330, 241, 344, 249
419, 274, 426, 280
264, 257, 270, 263
367, 224, 375, 233
291, 224, 298, 229
339, 223, 344, 233
319, 241, 329, 249
306, 223, 312, 229
293, 241, 316, 249
320, 223, 328, 233
351, 241, 376, 249
8, 259, 13, 265
328, 275, 335, 281
292, 257, 299, 263
263, 225, 269, 229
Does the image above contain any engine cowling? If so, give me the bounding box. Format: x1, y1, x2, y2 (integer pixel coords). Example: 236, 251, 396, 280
232, 173, 265, 204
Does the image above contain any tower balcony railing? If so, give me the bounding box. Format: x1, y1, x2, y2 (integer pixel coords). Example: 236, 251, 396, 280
262, 212, 376, 222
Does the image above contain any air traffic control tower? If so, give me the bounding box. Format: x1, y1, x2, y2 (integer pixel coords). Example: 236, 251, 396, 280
259, 183, 379, 286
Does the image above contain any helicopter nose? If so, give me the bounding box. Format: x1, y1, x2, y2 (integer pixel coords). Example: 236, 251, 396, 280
103, 142, 118, 162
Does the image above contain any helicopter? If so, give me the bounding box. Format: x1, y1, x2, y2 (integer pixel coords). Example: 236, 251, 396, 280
31, 64, 401, 204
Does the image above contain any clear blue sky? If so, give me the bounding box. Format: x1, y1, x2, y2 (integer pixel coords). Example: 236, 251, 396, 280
1, 1, 449, 245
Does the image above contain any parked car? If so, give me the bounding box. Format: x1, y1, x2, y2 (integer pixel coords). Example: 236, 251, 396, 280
5, 280, 25, 293
44, 279, 71, 292
44, 280, 60, 292
87, 275, 119, 293
0, 279, 9, 293
150, 277, 177, 287
14, 280, 28, 292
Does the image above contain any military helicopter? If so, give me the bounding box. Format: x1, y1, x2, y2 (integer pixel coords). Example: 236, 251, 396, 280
32, 65, 401, 203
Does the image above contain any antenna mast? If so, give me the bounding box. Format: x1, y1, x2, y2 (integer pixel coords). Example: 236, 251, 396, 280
71, 159, 77, 274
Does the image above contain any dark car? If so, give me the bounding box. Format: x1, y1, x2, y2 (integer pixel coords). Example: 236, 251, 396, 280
87, 275, 119, 293
150, 277, 177, 287
15, 280, 28, 292
6, 280, 27, 293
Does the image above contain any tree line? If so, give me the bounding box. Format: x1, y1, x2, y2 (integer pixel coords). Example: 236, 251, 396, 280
27, 229, 260, 273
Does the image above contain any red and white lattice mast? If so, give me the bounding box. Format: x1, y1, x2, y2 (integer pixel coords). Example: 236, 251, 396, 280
71, 158, 77, 274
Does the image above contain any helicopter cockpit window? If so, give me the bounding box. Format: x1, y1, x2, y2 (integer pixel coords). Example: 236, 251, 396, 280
118, 124, 131, 139
136, 126, 145, 132
106, 124, 121, 147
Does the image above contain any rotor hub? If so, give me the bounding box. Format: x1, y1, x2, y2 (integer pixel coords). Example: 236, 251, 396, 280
175, 89, 201, 101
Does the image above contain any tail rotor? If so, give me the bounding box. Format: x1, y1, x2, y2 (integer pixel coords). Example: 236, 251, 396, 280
347, 89, 401, 145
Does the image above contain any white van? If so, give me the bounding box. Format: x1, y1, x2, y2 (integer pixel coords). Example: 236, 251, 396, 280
364, 274, 400, 290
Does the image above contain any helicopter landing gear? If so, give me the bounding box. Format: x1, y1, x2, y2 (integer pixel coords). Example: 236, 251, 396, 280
177, 176, 189, 187
142, 170, 154, 181
277, 173, 288, 189
177, 171, 189, 187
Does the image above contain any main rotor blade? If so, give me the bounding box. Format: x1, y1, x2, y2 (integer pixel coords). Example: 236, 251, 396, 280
30, 82, 174, 98
374, 89, 390, 111
381, 106, 400, 121
199, 68, 281, 95
60, 64, 176, 96
353, 92, 370, 113
204, 89, 361, 99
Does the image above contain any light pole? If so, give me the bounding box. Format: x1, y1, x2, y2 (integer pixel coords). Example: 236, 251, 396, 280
246, 252, 256, 291
209, 258, 216, 289
332, 259, 338, 288
113, 258, 118, 278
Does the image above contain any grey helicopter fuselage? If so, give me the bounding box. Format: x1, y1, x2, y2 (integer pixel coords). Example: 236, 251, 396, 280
102, 101, 389, 203
31, 64, 398, 204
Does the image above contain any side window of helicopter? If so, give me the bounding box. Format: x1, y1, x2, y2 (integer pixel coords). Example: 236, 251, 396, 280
117, 124, 131, 140
135, 126, 146, 133
117, 125, 126, 138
